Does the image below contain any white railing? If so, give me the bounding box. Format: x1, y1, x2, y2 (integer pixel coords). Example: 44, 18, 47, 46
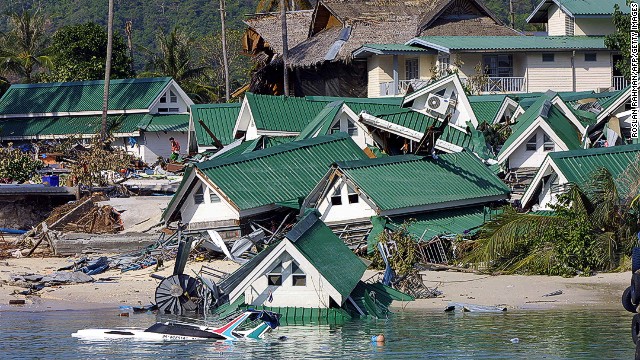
480, 77, 526, 93
379, 79, 430, 96
612, 76, 630, 91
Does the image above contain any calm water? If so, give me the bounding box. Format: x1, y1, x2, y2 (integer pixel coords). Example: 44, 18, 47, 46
0, 308, 634, 359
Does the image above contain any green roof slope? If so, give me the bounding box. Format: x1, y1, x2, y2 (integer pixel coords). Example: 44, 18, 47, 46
196, 133, 367, 211
0, 77, 171, 115
599, 85, 631, 110
337, 152, 510, 212
469, 97, 504, 125
140, 114, 189, 132
192, 103, 241, 146
0, 114, 146, 139
289, 211, 366, 301
552, 0, 629, 15
410, 36, 607, 51
246, 92, 327, 133
549, 143, 640, 197
296, 101, 343, 140
388, 206, 490, 240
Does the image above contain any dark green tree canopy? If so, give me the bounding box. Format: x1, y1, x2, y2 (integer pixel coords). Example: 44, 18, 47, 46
46, 22, 133, 82
605, 2, 633, 79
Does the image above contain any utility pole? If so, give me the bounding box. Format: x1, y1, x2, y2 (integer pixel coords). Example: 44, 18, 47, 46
125, 21, 134, 72
280, 0, 289, 96
509, 0, 515, 29
219, 0, 230, 101
101, 0, 114, 141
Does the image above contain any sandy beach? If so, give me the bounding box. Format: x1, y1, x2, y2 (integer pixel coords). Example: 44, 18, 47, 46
0, 255, 630, 313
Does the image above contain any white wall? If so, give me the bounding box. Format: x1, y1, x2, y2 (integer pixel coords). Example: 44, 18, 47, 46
526, 52, 574, 92
331, 111, 373, 149
368, 56, 393, 98
547, 4, 569, 36
150, 84, 190, 114
410, 81, 473, 128
179, 179, 239, 225
243, 250, 333, 308
318, 179, 376, 224
139, 131, 189, 164
508, 127, 558, 169
574, 51, 613, 91
575, 18, 615, 36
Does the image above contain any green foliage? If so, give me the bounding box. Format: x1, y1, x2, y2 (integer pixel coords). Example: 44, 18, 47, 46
0, 147, 44, 183
369, 222, 419, 277
45, 22, 133, 82
70, 137, 135, 186
605, 2, 633, 79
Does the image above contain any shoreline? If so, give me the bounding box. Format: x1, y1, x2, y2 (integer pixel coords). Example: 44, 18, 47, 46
0, 256, 630, 313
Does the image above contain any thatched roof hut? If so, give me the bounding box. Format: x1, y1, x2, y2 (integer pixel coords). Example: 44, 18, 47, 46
243, 10, 314, 58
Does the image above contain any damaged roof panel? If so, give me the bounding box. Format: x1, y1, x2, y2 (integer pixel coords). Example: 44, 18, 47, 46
0, 114, 147, 139
192, 103, 241, 146
246, 92, 328, 133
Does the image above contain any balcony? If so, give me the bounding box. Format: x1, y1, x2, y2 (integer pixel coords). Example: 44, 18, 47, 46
461, 77, 526, 93
379, 79, 430, 97
612, 76, 630, 91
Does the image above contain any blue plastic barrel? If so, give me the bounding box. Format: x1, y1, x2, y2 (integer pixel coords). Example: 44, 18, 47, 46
42, 175, 59, 187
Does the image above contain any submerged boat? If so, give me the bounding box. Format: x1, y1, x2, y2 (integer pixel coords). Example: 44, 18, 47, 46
72, 310, 280, 341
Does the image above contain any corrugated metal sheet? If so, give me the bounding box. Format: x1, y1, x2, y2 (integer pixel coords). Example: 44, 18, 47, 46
388, 206, 489, 240
469, 98, 504, 124
292, 211, 366, 301
337, 152, 510, 212
141, 114, 189, 132
197, 133, 367, 211
0, 114, 146, 139
246, 92, 328, 133
598, 85, 630, 110
0, 77, 171, 115
550, 143, 640, 197
191, 103, 240, 146
360, 43, 433, 52
297, 102, 343, 140
556, 0, 629, 15
412, 36, 607, 51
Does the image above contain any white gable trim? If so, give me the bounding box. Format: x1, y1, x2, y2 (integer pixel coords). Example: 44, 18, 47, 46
521, 156, 569, 207
596, 87, 632, 123
147, 80, 194, 113
405, 38, 450, 53
232, 97, 253, 138
493, 97, 519, 124
512, 105, 526, 121
497, 117, 569, 164
194, 168, 240, 212
551, 96, 587, 133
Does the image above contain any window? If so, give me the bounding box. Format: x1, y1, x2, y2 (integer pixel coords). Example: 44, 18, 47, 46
209, 192, 221, 203
543, 134, 554, 151
405, 58, 419, 80
542, 53, 555, 62
194, 185, 205, 204
169, 91, 177, 103
330, 187, 342, 206
330, 121, 340, 134
267, 262, 283, 286
168, 107, 180, 112
526, 134, 537, 151
438, 54, 450, 75
291, 262, 306, 287
482, 54, 513, 77
584, 53, 597, 62
347, 185, 359, 204
160, 95, 167, 103
158, 108, 169, 113
347, 121, 358, 136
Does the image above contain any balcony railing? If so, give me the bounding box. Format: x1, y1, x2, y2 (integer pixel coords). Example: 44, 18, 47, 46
460, 77, 526, 93
379, 79, 430, 97
612, 76, 630, 91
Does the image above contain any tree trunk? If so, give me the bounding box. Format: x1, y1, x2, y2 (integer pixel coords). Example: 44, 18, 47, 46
280, 0, 289, 96
101, 0, 115, 141
219, 0, 230, 101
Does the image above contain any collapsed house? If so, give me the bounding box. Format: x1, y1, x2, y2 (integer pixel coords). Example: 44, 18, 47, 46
521, 143, 640, 210
211, 210, 413, 322
302, 151, 511, 251
189, 103, 241, 153
0, 78, 193, 163
248, 0, 517, 97
162, 133, 368, 238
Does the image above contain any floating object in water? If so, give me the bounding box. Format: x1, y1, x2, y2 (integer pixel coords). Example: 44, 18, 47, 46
371, 334, 385, 344
72, 310, 281, 341
542, 290, 563, 297
445, 302, 507, 313
510, 338, 519, 343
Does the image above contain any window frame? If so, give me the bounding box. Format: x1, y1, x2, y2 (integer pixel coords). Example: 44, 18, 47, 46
346, 121, 358, 136
405, 58, 419, 80
482, 54, 513, 78
526, 134, 537, 151
267, 262, 283, 286
291, 262, 306, 287
330, 187, 342, 206
542, 53, 555, 62
194, 185, 205, 204
347, 185, 359, 204
543, 134, 554, 151
584, 53, 597, 62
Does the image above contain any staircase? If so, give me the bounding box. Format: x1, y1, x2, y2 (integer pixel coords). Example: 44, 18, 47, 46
328, 220, 373, 252
504, 167, 539, 202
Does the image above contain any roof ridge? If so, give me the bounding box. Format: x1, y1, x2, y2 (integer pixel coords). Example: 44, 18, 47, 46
336, 154, 425, 169
197, 133, 351, 170
550, 143, 640, 159
7, 77, 171, 89
192, 103, 241, 109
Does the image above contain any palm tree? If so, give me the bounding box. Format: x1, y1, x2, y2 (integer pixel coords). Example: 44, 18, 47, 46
0, 9, 52, 83
463, 160, 640, 275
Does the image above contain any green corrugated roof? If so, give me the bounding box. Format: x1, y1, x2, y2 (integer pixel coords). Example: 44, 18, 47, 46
140, 114, 189, 132
213, 140, 259, 159
0, 77, 171, 115
296, 102, 343, 140
469, 98, 504, 125
410, 36, 607, 51
529, 0, 629, 19
305, 96, 403, 106
245, 92, 328, 133
0, 113, 146, 139
546, 104, 583, 149
289, 211, 366, 301
191, 103, 240, 147
549, 143, 640, 197
361, 43, 431, 52
196, 133, 367, 211
599, 85, 630, 110
336, 152, 510, 212
388, 206, 489, 240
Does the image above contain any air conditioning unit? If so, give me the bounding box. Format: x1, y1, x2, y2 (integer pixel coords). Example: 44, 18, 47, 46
426, 94, 449, 115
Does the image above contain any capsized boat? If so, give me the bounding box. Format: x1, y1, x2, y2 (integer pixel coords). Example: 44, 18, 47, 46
72, 309, 280, 341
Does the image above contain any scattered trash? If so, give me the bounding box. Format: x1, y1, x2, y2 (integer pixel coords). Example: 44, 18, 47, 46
445, 302, 507, 313
510, 338, 519, 344
10, 271, 94, 293
542, 290, 563, 297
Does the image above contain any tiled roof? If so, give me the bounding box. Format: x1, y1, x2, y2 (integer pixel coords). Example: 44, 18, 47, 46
336, 151, 510, 212
245, 92, 328, 133
140, 114, 189, 132
549, 143, 640, 197
0, 114, 146, 139
0, 77, 171, 115
191, 103, 241, 146
288, 211, 366, 301
196, 133, 367, 211
408, 36, 608, 52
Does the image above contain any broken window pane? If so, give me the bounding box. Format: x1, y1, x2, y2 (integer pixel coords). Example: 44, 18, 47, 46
347, 185, 359, 204
330, 187, 342, 206
267, 262, 283, 286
